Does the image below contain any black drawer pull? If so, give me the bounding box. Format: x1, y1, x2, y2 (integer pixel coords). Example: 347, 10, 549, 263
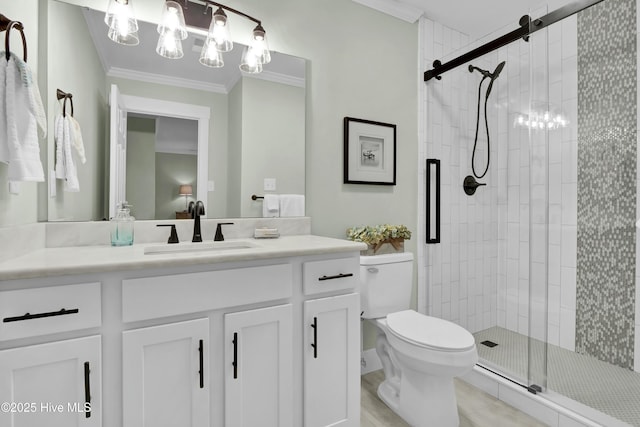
318, 273, 353, 281
311, 317, 318, 359
232, 332, 238, 379
84, 361, 91, 418
198, 339, 204, 389
3, 308, 79, 323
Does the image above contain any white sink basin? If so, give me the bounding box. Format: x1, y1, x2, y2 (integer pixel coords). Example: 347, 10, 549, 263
144, 240, 260, 255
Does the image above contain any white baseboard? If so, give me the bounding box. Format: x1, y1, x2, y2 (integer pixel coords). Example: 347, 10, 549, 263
361, 348, 382, 375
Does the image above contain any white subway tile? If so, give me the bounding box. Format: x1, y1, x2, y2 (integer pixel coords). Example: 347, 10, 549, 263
561, 267, 577, 310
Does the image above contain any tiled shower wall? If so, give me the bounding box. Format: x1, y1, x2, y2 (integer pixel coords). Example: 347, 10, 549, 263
419, 18, 499, 334
575, 0, 637, 370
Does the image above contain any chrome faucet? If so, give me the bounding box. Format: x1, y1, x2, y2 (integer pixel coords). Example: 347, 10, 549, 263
188, 201, 205, 242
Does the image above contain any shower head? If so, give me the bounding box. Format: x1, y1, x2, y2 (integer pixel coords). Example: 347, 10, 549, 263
486, 61, 506, 98
468, 61, 506, 80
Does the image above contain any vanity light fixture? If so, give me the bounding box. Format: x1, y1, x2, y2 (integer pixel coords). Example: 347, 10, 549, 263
105, 0, 271, 73
104, 0, 139, 45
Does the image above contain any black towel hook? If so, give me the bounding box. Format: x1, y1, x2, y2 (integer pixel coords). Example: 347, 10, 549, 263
1, 14, 27, 62
56, 88, 74, 117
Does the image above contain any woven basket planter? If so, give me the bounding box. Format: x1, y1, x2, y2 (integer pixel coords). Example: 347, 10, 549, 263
361, 238, 404, 256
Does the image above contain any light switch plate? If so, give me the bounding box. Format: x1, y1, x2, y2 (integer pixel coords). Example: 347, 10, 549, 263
264, 178, 276, 191
207, 180, 215, 191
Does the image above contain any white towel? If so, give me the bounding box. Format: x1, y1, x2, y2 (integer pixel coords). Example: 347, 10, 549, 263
54, 114, 79, 192
68, 115, 86, 164
0, 55, 7, 164
263, 194, 280, 218
1, 52, 46, 182
279, 194, 305, 217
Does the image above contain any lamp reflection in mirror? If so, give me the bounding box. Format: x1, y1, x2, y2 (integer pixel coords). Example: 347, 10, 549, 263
239, 46, 263, 74
179, 185, 193, 211
156, 31, 184, 59
104, 0, 139, 45
199, 37, 224, 67
157, 1, 188, 40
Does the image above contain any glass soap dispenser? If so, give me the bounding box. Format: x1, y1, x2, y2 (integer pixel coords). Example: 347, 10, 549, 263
111, 202, 135, 246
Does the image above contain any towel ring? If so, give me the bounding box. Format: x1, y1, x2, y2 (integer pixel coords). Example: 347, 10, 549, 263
4, 20, 27, 62
57, 89, 74, 117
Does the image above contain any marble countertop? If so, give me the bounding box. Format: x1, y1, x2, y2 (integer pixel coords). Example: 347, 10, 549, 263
0, 235, 367, 281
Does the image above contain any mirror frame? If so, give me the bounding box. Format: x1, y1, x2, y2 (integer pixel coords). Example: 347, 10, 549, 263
109, 91, 210, 218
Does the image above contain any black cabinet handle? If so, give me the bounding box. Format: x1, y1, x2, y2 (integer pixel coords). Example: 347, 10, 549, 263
426, 158, 441, 244
3, 308, 79, 323
311, 317, 318, 359
318, 273, 353, 281
232, 332, 238, 379
84, 361, 91, 419
198, 339, 204, 389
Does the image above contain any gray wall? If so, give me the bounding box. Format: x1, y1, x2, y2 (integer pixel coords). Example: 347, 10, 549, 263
126, 117, 156, 220
239, 78, 305, 217
227, 80, 243, 218
47, 0, 107, 221
155, 153, 197, 220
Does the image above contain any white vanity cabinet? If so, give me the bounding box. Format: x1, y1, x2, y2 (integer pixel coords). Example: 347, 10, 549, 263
122, 318, 209, 427
0, 236, 364, 427
0, 335, 101, 427
224, 304, 293, 427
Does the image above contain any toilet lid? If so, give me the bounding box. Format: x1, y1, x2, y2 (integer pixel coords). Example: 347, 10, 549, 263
386, 310, 475, 351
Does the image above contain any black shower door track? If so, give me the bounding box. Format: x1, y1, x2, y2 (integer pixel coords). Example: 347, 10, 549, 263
423, 0, 605, 82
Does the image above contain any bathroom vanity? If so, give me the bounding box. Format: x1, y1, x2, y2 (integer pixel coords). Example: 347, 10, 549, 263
0, 231, 365, 427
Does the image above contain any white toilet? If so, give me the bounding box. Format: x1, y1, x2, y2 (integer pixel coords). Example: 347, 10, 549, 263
360, 252, 478, 427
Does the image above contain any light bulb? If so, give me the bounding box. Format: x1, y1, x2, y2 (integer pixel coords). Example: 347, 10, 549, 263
156, 31, 183, 59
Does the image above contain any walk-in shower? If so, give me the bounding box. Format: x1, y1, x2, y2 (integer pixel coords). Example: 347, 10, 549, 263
421, 0, 639, 425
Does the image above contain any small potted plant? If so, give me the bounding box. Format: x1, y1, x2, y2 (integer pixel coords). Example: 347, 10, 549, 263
346, 224, 412, 255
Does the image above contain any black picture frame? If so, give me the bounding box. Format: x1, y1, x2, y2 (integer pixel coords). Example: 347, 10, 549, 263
343, 117, 396, 185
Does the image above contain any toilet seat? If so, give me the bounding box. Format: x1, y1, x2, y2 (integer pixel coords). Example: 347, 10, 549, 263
386, 310, 475, 352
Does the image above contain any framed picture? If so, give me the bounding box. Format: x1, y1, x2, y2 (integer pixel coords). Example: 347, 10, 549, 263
343, 117, 396, 185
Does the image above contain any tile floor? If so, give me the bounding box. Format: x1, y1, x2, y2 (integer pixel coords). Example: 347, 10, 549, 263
475, 326, 640, 426
361, 370, 546, 427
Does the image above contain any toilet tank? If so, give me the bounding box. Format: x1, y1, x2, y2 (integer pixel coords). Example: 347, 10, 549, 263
360, 252, 414, 319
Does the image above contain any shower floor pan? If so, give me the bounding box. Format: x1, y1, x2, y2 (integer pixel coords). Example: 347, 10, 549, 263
474, 326, 640, 426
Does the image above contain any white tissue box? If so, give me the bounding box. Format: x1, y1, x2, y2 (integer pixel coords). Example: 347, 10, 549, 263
254, 228, 280, 239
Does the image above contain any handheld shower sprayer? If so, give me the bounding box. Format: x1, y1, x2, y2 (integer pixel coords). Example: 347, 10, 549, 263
467, 61, 506, 182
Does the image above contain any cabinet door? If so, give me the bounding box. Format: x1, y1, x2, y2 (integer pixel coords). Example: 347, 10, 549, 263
0, 335, 101, 427
303, 293, 360, 427
224, 304, 293, 427
122, 318, 209, 427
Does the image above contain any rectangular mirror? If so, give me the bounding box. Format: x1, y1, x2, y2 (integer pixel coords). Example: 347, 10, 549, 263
42, 0, 306, 221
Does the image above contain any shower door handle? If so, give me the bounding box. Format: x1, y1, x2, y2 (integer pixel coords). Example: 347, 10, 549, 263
426, 159, 441, 244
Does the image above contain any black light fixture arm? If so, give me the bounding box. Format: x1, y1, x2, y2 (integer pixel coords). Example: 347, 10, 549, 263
179, 0, 261, 26
424, 0, 605, 82
205, 1, 261, 26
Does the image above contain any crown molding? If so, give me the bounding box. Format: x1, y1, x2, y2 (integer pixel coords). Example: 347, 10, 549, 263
107, 67, 228, 94
352, 0, 424, 23
244, 70, 306, 89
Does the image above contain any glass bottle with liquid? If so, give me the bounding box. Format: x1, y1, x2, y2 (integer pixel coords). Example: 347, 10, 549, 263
111, 202, 135, 246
